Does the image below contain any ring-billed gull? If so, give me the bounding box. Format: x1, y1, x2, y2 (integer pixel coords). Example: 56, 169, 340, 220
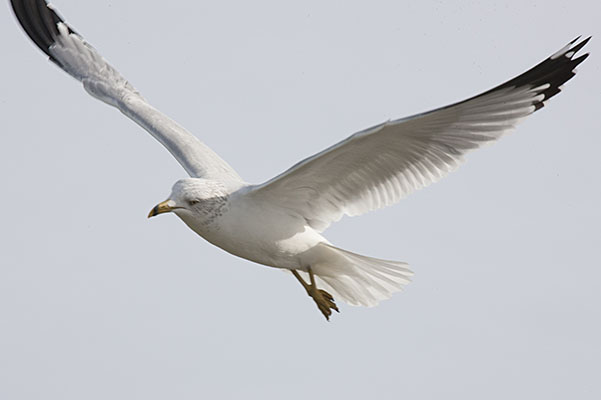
11, 0, 590, 320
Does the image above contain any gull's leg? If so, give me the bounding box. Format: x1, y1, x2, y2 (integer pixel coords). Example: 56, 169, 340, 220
292, 267, 339, 320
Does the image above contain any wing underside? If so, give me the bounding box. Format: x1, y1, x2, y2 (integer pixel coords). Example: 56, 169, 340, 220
250, 37, 590, 231
11, 0, 243, 186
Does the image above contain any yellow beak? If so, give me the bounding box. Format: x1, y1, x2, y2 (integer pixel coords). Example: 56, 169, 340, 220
148, 200, 175, 218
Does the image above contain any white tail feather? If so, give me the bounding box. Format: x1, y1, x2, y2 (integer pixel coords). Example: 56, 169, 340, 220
297, 243, 413, 307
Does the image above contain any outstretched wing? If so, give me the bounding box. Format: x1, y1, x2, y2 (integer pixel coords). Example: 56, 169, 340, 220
10, 0, 243, 186
249, 37, 590, 232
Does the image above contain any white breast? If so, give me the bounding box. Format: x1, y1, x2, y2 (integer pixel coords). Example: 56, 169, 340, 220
180, 192, 326, 270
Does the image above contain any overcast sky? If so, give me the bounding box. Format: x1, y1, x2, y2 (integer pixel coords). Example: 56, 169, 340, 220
1, 1, 600, 399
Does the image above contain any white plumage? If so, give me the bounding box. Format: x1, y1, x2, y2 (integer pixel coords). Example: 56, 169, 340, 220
11, 0, 590, 318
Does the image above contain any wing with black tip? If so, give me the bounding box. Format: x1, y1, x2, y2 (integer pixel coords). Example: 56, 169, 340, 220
250, 37, 590, 231
10, 0, 243, 185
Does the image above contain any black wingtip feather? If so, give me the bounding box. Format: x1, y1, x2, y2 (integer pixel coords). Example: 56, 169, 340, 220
11, 0, 50, 57
536, 36, 591, 106
567, 36, 592, 57
37, 0, 60, 38
10, 0, 73, 64
475, 36, 591, 112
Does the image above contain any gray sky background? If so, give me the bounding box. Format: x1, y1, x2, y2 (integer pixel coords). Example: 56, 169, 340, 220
1, 1, 600, 399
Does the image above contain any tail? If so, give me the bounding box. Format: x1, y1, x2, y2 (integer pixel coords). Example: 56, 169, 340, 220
298, 243, 413, 307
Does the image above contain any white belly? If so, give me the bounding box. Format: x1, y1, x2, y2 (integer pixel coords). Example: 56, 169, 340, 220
177, 194, 326, 270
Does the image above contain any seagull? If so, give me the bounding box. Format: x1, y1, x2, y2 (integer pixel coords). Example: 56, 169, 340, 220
11, 0, 590, 320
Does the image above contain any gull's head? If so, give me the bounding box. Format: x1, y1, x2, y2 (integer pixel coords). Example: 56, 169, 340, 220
147, 178, 227, 219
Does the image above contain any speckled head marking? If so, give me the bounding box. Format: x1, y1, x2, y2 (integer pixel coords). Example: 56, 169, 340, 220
148, 178, 230, 228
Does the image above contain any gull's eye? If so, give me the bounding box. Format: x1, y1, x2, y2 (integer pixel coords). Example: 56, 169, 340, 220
187, 199, 201, 206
